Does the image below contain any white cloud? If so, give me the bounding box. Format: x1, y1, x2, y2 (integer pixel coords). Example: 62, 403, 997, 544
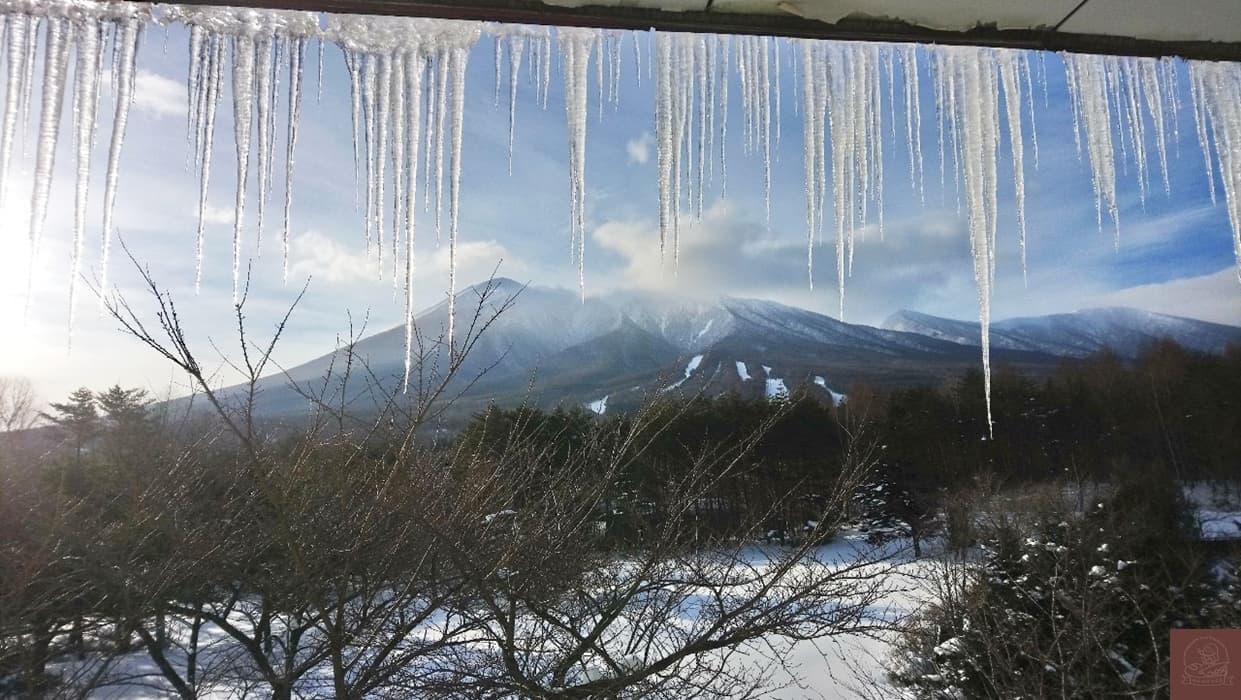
1085, 267, 1241, 326
626, 132, 653, 165
289, 229, 376, 285
200, 204, 235, 226
100, 70, 186, 118
134, 70, 186, 117
288, 231, 523, 291
591, 199, 979, 323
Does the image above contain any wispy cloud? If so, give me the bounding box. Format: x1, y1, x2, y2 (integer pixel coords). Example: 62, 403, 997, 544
1085, 267, 1241, 325
626, 132, 654, 165
134, 71, 186, 117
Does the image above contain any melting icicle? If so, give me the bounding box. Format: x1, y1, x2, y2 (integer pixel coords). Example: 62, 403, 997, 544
718, 35, 729, 194
1190, 61, 1241, 285
1189, 67, 1217, 205
1, 14, 30, 208
390, 49, 405, 289
997, 50, 1029, 284
433, 49, 448, 240
69, 16, 103, 336
933, 47, 1001, 437
403, 49, 426, 392
560, 27, 596, 299
19, 15, 38, 155
375, 51, 392, 273
798, 40, 818, 289
28, 17, 72, 284
282, 37, 305, 282
1063, 53, 1120, 244
254, 35, 274, 240
446, 44, 470, 353
346, 49, 363, 212
507, 34, 523, 174
100, 16, 141, 296
194, 34, 223, 290
230, 34, 255, 302
1138, 58, 1170, 196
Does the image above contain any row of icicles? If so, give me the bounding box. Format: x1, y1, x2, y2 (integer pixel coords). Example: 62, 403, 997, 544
1, 2, 1240, 431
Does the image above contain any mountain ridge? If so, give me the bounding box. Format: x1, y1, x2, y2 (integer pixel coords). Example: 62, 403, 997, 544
219, 279, 1241, 420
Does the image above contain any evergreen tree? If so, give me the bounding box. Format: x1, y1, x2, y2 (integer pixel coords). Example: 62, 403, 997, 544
41, 388, 98, 462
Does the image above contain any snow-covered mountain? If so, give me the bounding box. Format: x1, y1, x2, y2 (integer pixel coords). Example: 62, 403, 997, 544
222, 280, 1240, 420
882, 307, 1241, 359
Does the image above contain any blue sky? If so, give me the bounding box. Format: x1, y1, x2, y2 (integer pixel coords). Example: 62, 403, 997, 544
0, 24, 1238, 402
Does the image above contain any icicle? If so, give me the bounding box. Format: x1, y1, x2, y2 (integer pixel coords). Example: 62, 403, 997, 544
69, 17, 103, 337
362, 53, 377, 251
19, 14, 37, 155
997, 51, 1029, 285
0, 13, 30, 208
195, 34, 224, 291
901, 44, 924, 201
1022, 52, 1039, 169
595, 33, 603, 122
1190, 61, 1241, 285
633, 30, 641, 88
1120, 58, 1148, 206
718, 34, 729, 194
1138, 58, 1170, 196
254, 35, 274, 240
28, 17, 72, 287
656, 32, 673, 261
403, 49, 426, 392
316, 36, 323, 103
560, 27, 595, 299
423, 51, 435, 214
346, 48, 363, 212
540, 32, 550, 109
695, 35, 707, 218
774, 37, 781, 151
609, 30, 621, 105
282, 37, 305, 283
186, 24, 203, 170
230, 34, 256, 302
507, 34, 523, 174
433, 49, 448, 240
798, 39, 817, 289
446, 44, 470, 353
375, 51, 392, 274
706, 36, 716, 185
100, 16, 141, 296
933, 47, 1002, 437
760, 35, 772, 224
1189, 67, 1217, 205
493, 33, 501, 107
1063, 53, 1120, 244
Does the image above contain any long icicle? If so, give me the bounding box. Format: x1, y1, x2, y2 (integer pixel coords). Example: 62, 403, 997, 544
28, 17, 72, 299
403, 48, 425, 392
446, 43, 472, 355
69, 17, 103, 339
230, 34, 256, 303
0, 14, 30, 208
281, 37, 305, 283
100, 16, 140, 298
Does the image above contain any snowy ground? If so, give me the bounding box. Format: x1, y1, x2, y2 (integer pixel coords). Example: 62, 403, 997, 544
1185, 481, 1241, 541
42, 533, 938, 699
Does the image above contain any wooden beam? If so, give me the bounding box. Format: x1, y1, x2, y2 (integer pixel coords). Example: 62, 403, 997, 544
171, 0, 1241, 62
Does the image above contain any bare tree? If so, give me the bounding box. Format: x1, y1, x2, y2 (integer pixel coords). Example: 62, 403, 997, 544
0, 377, 38, 434
54, 255, 902, 699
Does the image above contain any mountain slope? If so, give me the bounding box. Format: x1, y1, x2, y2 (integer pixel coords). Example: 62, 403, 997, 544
883, 307, 1241, 358
214, 282, 1240, 421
